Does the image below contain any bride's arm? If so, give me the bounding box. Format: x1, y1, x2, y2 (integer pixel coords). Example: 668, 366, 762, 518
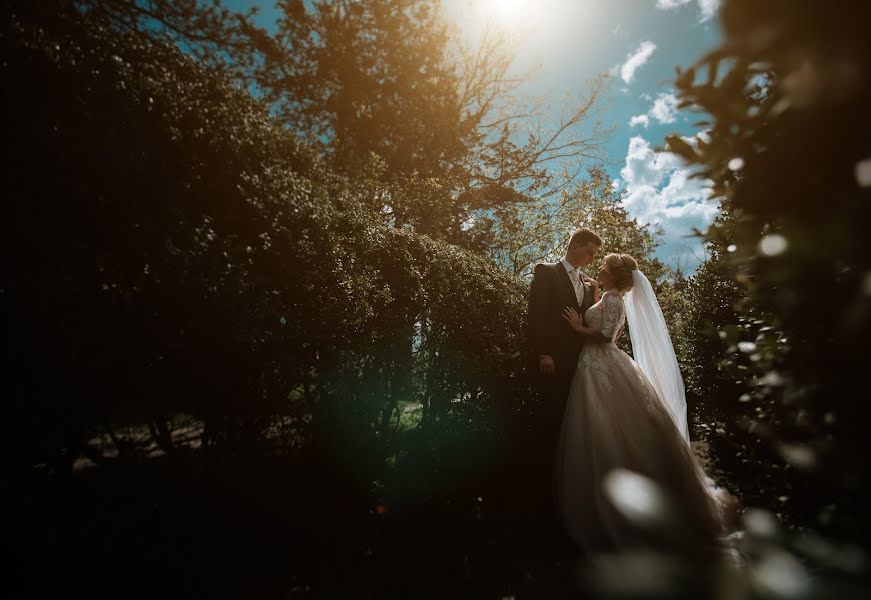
597, 295, 624, 341
562, 308, 610, 344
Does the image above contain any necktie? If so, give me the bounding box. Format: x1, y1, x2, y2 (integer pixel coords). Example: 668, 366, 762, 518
572, 268, 583, 303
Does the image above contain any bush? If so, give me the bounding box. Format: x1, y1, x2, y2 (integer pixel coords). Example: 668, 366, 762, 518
1, 2, 532, 487
671, 0, 871, 567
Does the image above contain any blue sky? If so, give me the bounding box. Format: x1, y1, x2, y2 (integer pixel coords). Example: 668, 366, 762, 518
227, 0, 724, 272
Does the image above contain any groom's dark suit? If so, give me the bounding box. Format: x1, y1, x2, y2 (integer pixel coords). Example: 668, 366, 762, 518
527, 261, 595, 428
526, 261, 595, 530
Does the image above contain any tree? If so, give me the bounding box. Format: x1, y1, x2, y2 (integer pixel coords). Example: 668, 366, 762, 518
72, 1, 614, 251
246, 1, 618, 244
680, 214, 744, 405
485, 166, 667, 279
72, 0, 269, 82
1, 0, 532, 480
670, 0, 871, 549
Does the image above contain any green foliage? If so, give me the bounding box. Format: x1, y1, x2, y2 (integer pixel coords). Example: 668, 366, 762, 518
261, 1, 613, 252
95, 1, 613, 251
264, 0, 464, 179
1, 1, 530, 484
671, 0, 871, 571
680, 214, 744, 411
71, 0, 269, 83
486, 166, 667, 278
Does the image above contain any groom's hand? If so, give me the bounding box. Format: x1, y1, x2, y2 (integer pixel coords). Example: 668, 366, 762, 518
538, 355, 555, 376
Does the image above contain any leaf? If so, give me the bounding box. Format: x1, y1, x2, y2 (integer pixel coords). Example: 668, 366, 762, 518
665, 135, 698, 162
675, 66, 695, 90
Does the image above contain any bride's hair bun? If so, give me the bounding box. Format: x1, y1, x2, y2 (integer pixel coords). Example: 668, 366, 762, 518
603, 253, 639, 292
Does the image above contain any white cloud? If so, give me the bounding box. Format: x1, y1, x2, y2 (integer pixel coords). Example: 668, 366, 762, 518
621, 136, 680, 190
628, 91, 681, 130
656, 0, 692, 8
629, 114, 650, 128
619, 135, 719, 271
655, 0, 721, 22
617, 41, 657, 84
698, 0, 721, 20
649, 92, 680, 124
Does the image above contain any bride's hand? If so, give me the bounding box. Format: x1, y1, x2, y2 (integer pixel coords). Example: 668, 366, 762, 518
582, 275, 599, 290
562, 307, 584, 333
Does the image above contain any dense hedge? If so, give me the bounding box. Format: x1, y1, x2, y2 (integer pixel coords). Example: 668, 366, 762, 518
1, 2, 531, 486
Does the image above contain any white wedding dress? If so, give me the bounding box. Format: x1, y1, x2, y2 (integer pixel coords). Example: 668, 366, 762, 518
554, 290, 726, 554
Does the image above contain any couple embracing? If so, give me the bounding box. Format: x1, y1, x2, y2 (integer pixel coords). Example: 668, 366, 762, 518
527, 227, 728, 557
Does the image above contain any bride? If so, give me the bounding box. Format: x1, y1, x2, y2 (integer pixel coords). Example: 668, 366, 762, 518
555, 253, 728, 556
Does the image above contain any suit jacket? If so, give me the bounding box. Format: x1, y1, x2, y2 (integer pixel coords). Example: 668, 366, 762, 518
526, 261, 596, 366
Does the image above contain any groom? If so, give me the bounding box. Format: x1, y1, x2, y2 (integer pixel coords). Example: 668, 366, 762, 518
526, 227, 601, 527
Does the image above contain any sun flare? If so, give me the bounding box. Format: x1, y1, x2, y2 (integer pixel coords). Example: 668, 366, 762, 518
477, 0, 532, 28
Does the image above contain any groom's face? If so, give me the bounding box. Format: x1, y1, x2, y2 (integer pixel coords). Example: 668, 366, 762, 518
577, 242, 599, 268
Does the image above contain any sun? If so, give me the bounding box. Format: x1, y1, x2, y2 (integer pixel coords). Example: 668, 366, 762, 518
477, 0, 532, 29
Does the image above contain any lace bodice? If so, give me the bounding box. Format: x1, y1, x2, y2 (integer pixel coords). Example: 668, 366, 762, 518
583, 291, 625, 343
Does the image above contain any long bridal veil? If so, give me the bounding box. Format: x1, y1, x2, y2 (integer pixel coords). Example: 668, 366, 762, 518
624, 269, 689, 442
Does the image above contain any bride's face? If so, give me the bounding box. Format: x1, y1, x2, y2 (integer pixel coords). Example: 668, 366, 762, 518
597, 265, 615, 288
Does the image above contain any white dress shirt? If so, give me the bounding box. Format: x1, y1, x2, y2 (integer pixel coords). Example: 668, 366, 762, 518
560, 257, 585, 306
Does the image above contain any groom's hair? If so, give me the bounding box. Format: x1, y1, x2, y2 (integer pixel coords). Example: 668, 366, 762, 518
567, 227, 602, 249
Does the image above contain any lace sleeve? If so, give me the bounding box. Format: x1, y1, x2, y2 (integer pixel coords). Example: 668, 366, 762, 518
599, 293, 625, 341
